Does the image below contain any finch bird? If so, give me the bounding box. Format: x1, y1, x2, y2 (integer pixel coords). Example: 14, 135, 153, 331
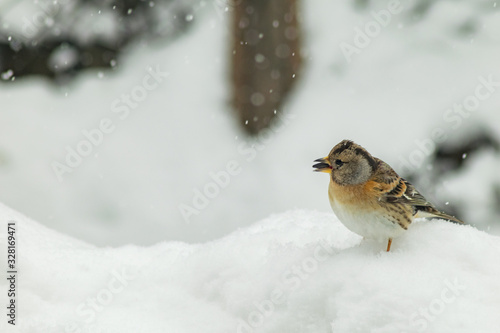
313, 140, 464, 251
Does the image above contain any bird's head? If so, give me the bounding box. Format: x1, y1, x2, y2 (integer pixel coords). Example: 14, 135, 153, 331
313, 140, 378, 185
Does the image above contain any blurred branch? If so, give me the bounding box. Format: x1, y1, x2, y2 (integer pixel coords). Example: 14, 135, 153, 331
0, 0, 194, 83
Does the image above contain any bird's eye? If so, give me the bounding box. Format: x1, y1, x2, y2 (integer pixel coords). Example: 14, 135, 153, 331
335, 159, 344, 167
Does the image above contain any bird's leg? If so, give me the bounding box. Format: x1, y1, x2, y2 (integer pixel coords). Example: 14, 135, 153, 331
386, 238, 392, 252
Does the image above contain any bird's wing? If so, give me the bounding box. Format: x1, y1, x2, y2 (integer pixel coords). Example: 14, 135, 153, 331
371, 158, 464, 224
371, 158, 431, 207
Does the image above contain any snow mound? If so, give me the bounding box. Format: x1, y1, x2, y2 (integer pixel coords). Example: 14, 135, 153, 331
1, 204, 500, 333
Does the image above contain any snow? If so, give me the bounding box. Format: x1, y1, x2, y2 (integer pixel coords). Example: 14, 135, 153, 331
47, 44, 80, 73
1, 205, 500, 333
1, 1, 500, 246
1, 1, 499, 331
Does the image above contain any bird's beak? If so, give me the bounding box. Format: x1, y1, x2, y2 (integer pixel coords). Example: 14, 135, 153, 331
313, 157, 332, 173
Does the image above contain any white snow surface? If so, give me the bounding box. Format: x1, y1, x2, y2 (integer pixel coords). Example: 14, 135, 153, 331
1, 204, 500, 333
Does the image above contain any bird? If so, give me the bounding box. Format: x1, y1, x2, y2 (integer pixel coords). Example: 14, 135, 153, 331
313, 139, 464, 252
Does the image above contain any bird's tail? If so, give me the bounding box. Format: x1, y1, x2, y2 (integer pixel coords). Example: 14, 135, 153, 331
415, 206, 464, 224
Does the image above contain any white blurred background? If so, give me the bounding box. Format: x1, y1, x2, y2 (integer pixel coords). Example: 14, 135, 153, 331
0, 0, 499, 246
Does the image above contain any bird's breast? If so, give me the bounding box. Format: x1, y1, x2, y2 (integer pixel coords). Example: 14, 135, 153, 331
327, 178, 406, 240
328, 178, 380, 209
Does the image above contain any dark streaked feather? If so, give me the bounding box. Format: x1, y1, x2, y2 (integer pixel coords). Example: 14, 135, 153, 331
414, 206, 464, 224
373, 158, 464, 224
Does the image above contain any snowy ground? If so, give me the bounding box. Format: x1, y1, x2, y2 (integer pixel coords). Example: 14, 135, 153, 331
1, 1, 500, 332
1, 1, 500, 246
1, 204, 500, 333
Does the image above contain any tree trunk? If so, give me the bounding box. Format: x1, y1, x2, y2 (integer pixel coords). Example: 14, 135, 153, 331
231, 0, 301, 135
